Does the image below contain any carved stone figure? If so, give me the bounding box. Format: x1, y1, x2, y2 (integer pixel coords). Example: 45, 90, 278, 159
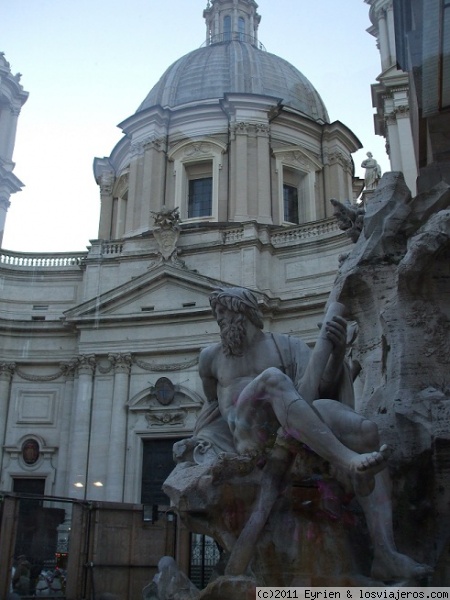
151, 206, 185, 268
164, 286, 431, 589
330, 198, 365, 243
331, 171, 450, 580
361, 152, 382, 191
142, 556, 199, 600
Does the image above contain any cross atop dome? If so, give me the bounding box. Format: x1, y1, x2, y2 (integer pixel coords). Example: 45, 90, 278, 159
203, 0, 262, 49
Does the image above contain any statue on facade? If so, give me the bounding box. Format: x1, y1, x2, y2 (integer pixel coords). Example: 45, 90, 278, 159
165, 286, 431, 588
361, 152, 382, 191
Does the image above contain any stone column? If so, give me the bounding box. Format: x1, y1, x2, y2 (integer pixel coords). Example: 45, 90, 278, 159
54, 361, 77, 497
67, 355, 96, 500
395, 107, 417, 194
386, 4, 396, 65
377, 9, 391, 70
0, 195, 11, 248
0, 363, 15, 476
125, 143, 144, 235
98, 171, 115, 240
214, 11, 219, 37
5, 106, 21, 161
0, 104, 13, 160
106, 353, 132, 502
141, 139, 166, 230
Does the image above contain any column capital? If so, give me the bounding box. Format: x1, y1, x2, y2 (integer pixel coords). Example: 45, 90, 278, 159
99, 172, 115, 196
76, 354, 96, 375
0, 195, 11, 211
108, 353, 132, 374
0, 362, 16, 381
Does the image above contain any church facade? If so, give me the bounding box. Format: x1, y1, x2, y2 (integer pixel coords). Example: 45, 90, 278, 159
0, 0, 363, 515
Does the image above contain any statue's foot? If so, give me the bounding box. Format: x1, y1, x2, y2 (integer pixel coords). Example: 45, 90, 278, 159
350, 444, 391, 496
371, 550, 433, 583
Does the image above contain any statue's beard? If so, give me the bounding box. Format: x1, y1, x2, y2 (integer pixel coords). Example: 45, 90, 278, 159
219, 315, 246, 357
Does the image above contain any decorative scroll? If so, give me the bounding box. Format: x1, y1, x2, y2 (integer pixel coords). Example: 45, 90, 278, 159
133, 356, 199, 372
15, 367, 65, 382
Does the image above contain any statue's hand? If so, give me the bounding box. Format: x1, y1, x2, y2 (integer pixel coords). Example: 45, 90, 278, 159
325, 315, 347, 360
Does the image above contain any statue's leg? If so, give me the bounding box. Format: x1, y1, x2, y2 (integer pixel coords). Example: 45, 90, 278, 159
358, 473, 432, 582
312, 399, 432, 582
235, 368, 389, 496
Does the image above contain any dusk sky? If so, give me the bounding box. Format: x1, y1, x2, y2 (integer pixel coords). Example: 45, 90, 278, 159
2, 0, 389, 252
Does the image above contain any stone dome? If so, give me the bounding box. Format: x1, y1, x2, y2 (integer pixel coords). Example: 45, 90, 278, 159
137, 41, 329, 123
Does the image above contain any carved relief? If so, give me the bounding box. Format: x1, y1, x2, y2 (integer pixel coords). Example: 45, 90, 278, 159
150, 206, 186, 269
60, 360, 78, 379
22, 438, 40, 465
154, 377, 176, 406
183, 142, 212, 156
133, 356, 199, 372
145, 411, 185, 427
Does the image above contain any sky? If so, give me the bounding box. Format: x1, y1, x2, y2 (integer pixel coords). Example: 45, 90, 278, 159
2, 0, 389, 253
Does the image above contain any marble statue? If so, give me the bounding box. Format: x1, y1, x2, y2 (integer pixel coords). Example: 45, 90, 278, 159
142, 556, 199, 600
164, 285, 431, 590
361, 152, 382, 191
330, 171, 450, 581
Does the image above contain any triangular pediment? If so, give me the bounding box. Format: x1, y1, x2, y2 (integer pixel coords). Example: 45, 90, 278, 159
63, 264, 235, 324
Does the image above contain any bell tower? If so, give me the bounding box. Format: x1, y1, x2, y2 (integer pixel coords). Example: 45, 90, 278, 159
0, 53, 28, 248
203, 0, 261, 47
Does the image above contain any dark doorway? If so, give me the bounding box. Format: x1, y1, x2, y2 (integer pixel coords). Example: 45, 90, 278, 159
189, 533, 221, 589
12, 478, 65, 592
141, 438, 182, 506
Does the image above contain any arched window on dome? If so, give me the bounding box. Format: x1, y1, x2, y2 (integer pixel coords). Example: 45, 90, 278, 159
238, 17, 245, 41
168, 139, 225, 224
273, 148, 323, 225
224, 15, 232, 42
186, 164, 213, 218
282, 167, 304, 225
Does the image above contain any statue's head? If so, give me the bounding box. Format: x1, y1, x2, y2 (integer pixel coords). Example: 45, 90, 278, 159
209, 287, 263, 329
366, 151, 373, 158
209, 287, 263, 356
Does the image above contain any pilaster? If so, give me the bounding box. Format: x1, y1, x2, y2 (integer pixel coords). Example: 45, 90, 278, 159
54, 361, 77, 497
106, 353, 132, 501
234, 122, 250, 220
66, 355, 96, 499
98, 171, 115, 240
0, 363, 16, 475
256, 124, 272, 224
125, 144, 144, 235
141, 137, 167, 231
